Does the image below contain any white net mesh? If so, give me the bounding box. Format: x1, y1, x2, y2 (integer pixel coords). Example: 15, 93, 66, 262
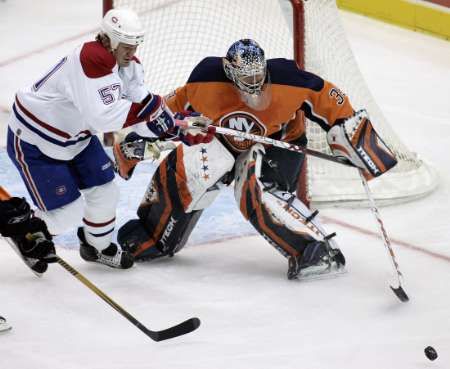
300, 0, 438, 205
111, 0, 294, 94
109, 0, 438, 206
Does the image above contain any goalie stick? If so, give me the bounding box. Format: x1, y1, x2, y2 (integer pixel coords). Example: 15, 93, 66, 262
176, 121, 409, 302
0, 186, 201, 341
175, 120, 355, 167
358, 171, 409, 302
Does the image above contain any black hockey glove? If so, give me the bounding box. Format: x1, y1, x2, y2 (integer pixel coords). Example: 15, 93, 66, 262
19, 218, 57, 263
0, 197, 57, 262
0, 197, 32, 237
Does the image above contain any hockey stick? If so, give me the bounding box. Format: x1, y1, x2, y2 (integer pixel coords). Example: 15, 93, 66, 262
175, 120, 354, 167
358, 171, 409, 302
176, 122, 409, 301
0, 186, 201, 341
56, 257, 201, 341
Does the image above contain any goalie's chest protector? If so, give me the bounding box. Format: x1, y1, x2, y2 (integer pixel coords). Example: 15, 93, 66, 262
173, 57, 339, 154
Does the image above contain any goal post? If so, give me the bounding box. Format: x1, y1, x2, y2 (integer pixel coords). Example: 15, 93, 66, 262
103, 0, 438, 207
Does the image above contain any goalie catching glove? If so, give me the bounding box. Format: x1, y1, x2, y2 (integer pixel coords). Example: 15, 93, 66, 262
119, 133, 176, 161
113, 132, 176, 180
326, 109, 397, 179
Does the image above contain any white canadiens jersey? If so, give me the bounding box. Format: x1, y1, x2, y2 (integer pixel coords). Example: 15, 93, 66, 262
8, 41, 157, 160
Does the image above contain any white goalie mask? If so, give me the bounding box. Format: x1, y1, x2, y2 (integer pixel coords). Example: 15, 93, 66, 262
223, 39, 271, 111
101, 8, 145, 50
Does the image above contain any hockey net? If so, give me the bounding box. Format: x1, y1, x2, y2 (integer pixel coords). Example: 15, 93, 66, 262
104, 0, 438, 207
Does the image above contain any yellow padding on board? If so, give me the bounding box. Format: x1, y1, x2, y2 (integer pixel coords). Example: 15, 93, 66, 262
337, 0, 450, 40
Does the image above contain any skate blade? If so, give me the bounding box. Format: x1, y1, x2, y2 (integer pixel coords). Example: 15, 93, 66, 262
297, 265, 347, 282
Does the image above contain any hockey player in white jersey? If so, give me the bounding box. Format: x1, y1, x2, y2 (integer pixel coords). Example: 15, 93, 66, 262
6, 8, 210, 269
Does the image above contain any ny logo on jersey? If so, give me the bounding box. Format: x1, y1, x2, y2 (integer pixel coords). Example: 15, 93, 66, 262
219, 111, 266, 152
228, 116, 255, 132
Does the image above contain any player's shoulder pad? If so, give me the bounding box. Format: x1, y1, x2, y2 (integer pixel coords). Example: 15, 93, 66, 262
187, 57, 230, 84
80, 41, 116, 78
268, 58, 324, 92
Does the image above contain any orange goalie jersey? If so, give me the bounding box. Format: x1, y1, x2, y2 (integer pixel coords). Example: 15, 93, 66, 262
166, 57, 355, 154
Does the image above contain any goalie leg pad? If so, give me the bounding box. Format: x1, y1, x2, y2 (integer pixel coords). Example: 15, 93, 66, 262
117, 219, 162, 259
235, 144, 320, 258
120, 142, 230, 259
172, 138, 234, 213
139, 138, 233, 215
234, 144, 345, 278
118, 210, 203, 260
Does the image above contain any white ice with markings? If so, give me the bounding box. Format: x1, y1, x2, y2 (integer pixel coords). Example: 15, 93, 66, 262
0, 1, 449, 368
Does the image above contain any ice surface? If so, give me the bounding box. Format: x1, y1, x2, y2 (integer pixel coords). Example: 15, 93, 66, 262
0, 1, 449, 368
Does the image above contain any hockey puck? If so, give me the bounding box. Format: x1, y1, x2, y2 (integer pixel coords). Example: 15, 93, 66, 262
0, 316, 11, 333
424, 346, 438, 361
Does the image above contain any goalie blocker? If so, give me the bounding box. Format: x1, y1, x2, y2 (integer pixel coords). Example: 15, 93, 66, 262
327, 110, 397, 179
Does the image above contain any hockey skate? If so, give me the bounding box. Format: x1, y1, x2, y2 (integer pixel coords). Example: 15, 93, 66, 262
287, 240, 346, 280
77, 228, 134, 269
117, 219, 162, 261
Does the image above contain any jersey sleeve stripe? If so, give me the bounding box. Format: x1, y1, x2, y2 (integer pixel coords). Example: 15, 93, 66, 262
301, 100, 331, 131
123, 94, 163, 128
137, 93, 160, 120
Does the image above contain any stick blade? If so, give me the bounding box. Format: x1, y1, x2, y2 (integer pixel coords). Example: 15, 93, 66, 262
146, 317, 201, 342
390, 285, 409, 302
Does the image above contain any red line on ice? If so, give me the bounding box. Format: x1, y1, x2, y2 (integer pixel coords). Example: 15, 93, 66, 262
0, 28, 99, 68
321, 215, 450, 263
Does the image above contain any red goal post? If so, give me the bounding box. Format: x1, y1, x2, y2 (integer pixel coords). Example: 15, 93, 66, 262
103, 0, 438, 207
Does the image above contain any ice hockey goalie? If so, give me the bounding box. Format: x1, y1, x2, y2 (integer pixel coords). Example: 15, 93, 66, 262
115, 39, 397, 279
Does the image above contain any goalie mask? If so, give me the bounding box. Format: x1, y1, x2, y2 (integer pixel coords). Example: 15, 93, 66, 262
101, 8, 145, 50
223, 39, 271, 111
